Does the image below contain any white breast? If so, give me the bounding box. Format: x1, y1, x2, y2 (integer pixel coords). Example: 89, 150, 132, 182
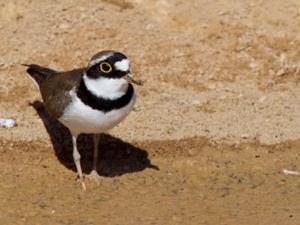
59, 89, 136, 135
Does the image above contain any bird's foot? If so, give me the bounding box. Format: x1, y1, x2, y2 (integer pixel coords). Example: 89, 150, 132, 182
87, 170, 102, 185
81, 181, 87, 191
76, 177, 87, 191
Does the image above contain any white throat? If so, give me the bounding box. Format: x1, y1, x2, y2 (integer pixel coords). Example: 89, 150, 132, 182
82, 73, 129, 99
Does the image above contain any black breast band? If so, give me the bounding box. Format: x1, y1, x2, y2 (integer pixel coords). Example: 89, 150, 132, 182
76, 79, 134, 113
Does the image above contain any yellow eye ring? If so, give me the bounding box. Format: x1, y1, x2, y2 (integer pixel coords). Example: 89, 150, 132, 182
99, 62, 112, 73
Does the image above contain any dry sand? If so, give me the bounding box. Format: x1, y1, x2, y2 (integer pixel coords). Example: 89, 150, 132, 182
1, 0, 300, 224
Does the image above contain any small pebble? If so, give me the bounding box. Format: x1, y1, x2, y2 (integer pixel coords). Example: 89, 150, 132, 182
0, 118, 16, 128
283, 169, 300, 176
132, 105, 141, 112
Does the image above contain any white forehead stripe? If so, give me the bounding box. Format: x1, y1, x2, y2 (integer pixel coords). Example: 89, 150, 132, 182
88, 53, 113, 68
114, 59, 130, 72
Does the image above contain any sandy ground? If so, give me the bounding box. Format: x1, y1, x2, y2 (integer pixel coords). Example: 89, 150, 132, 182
1, 0, 300, 224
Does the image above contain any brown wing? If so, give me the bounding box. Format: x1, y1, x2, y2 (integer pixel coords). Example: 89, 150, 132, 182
40, 68, 84, 119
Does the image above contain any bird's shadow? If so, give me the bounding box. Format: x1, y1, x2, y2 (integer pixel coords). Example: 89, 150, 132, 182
30, 100, 159, 177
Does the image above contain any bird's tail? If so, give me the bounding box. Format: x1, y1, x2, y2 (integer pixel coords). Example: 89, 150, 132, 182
22, 64, 59, 88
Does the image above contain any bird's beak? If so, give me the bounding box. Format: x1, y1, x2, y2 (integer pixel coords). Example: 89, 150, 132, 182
124, 72, 143, 86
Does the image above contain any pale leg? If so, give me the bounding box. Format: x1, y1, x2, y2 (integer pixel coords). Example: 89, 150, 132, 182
87, 134, 102, 185
72, 133, 86, 191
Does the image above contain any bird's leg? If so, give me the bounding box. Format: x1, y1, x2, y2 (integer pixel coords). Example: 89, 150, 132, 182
71, 133, 86, 191
87, 134, 102, 185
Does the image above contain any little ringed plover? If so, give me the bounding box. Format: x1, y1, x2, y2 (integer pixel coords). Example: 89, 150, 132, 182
24, 50, 142, 190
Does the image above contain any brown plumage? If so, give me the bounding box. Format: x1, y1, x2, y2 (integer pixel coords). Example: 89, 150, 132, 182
24, 64, 85, 118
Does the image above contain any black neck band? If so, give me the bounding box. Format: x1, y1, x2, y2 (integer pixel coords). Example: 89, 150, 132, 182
77, 79, 134, 113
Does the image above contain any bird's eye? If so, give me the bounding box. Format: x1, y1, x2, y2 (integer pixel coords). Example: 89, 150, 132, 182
99, 62, 112, 73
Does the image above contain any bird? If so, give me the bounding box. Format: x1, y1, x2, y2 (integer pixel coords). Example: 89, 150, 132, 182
24, 50, 143, 190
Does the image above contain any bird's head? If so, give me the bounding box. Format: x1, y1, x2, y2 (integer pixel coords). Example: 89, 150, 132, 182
85, 50, 142, 85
